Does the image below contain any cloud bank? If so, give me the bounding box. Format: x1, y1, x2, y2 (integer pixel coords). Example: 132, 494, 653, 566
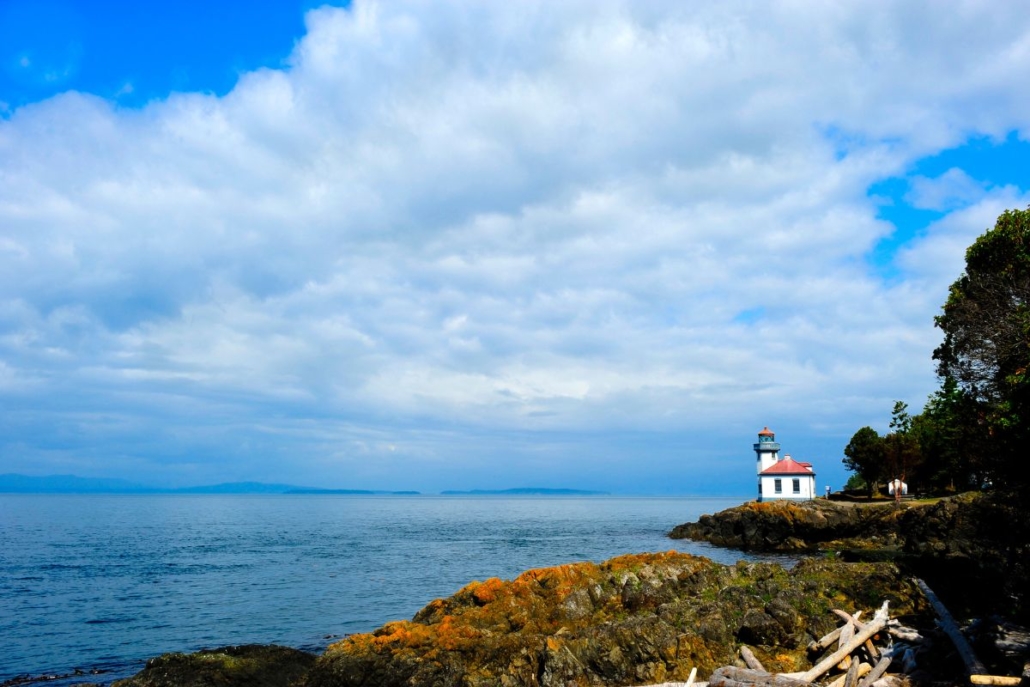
2, 1, 1029, 492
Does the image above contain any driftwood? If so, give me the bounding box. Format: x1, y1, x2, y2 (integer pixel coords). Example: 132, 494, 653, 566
841, 659, 860, 687
914, 577, 986, 675
832, 609, 862, 625
832, 609, 879, 661
799, 602, 890, 683
740, 646, 766, 672
968, 676, 1023, 686
824, 661, 869, 687
914, 578, 1028, 686
837, 620, 855, 670
886, 621, 923, 644
856, 655, 892, 687
709, 666, 816, 687
696, 599, 937, 687
808, 626, 844, 653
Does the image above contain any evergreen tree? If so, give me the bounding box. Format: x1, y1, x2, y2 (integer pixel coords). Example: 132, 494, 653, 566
843, 426, 885, 497
884, 401, 921, 494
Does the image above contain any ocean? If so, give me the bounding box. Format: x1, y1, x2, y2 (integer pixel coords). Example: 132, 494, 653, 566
0, 494, 789, 685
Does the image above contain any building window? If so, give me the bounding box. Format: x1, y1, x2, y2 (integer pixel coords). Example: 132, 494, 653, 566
774, 479, 782, 493
793, 478, 800, 494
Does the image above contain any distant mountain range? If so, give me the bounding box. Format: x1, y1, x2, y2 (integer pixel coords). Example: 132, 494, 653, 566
0, 475, 604, 496
0, 474, 419, 495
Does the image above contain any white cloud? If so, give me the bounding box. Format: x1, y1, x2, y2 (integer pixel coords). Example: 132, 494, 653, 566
905, 168, 988, 211
2, 0, 1030, 489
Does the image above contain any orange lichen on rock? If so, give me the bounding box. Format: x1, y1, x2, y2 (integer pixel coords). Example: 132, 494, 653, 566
469, 577, 505, 605
310, 553, 926, 687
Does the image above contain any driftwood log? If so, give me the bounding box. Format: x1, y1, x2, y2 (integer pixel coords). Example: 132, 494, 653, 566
914, 578, 986, 675
799, 602, 890, 683
808, 626, 844, 654
968, 677, 1024, 686
740, 646, 766, 672
832, 609, 879, 661
709, 666, 816, 687
915, 578, 1024, 686
856, 655, 892, 687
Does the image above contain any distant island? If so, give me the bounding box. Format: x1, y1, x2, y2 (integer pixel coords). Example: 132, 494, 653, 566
285, 488, 422, 495
0, 474, 604, 496
439, 488, 609, 495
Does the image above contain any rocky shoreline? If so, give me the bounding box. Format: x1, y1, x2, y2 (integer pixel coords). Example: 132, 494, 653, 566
668, 493, 1025, 623
668, 494, 986, 556
59, 494, 1029, 686
113, 554, 938, 687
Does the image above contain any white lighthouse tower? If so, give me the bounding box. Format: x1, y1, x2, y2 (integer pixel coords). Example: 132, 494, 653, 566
754, 426, 780, 474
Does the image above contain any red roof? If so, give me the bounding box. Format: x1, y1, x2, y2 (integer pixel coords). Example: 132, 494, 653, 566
759, 457, 815, 476
757, 426, 774, 436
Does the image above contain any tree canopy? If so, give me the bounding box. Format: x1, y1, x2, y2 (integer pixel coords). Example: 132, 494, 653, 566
841, 206, 1030, 500
933, 206, 1030, 501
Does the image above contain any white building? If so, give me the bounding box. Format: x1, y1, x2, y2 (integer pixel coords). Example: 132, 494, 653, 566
887, 479, 908, 496
754, 427, 817, 501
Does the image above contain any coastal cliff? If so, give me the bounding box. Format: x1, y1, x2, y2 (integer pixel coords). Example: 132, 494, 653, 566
117, 552, 930, 687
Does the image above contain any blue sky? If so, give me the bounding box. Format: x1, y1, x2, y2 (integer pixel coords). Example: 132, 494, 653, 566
2, 0, 1029, 494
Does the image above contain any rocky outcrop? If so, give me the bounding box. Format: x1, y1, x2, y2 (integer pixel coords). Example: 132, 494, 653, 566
306, 552, 927, 687
668, 493, 990, 556
111, 644, 316, 687
669, 493, 1025, 621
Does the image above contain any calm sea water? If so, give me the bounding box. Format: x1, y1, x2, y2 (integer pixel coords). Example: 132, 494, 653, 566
0, 494, 787, 685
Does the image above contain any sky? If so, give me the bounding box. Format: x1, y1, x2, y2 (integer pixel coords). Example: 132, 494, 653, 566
2, 0, 1029, 495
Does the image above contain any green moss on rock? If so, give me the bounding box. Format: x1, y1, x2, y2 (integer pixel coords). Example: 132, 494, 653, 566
112, 644, 315, 687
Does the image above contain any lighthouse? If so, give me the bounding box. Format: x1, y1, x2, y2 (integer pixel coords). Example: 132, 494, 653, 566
754, 426, 817, 501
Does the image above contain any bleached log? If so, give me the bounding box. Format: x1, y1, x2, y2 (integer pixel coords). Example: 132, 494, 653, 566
843, 658, 861, 687
707, 666, 815, 687
857, 655, 892, 687
799, 601, 890, 683
914, 578, 986, 676
832, 609, 879, 660
969, 676, 1023, 686
825, 661, 870, 687
687, 666, 698, 687
837, 620, 855, 670
832, 609, 864, 626
740, 646, 765, 671
808, 626, 844, 653
887, 619, 923, 643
